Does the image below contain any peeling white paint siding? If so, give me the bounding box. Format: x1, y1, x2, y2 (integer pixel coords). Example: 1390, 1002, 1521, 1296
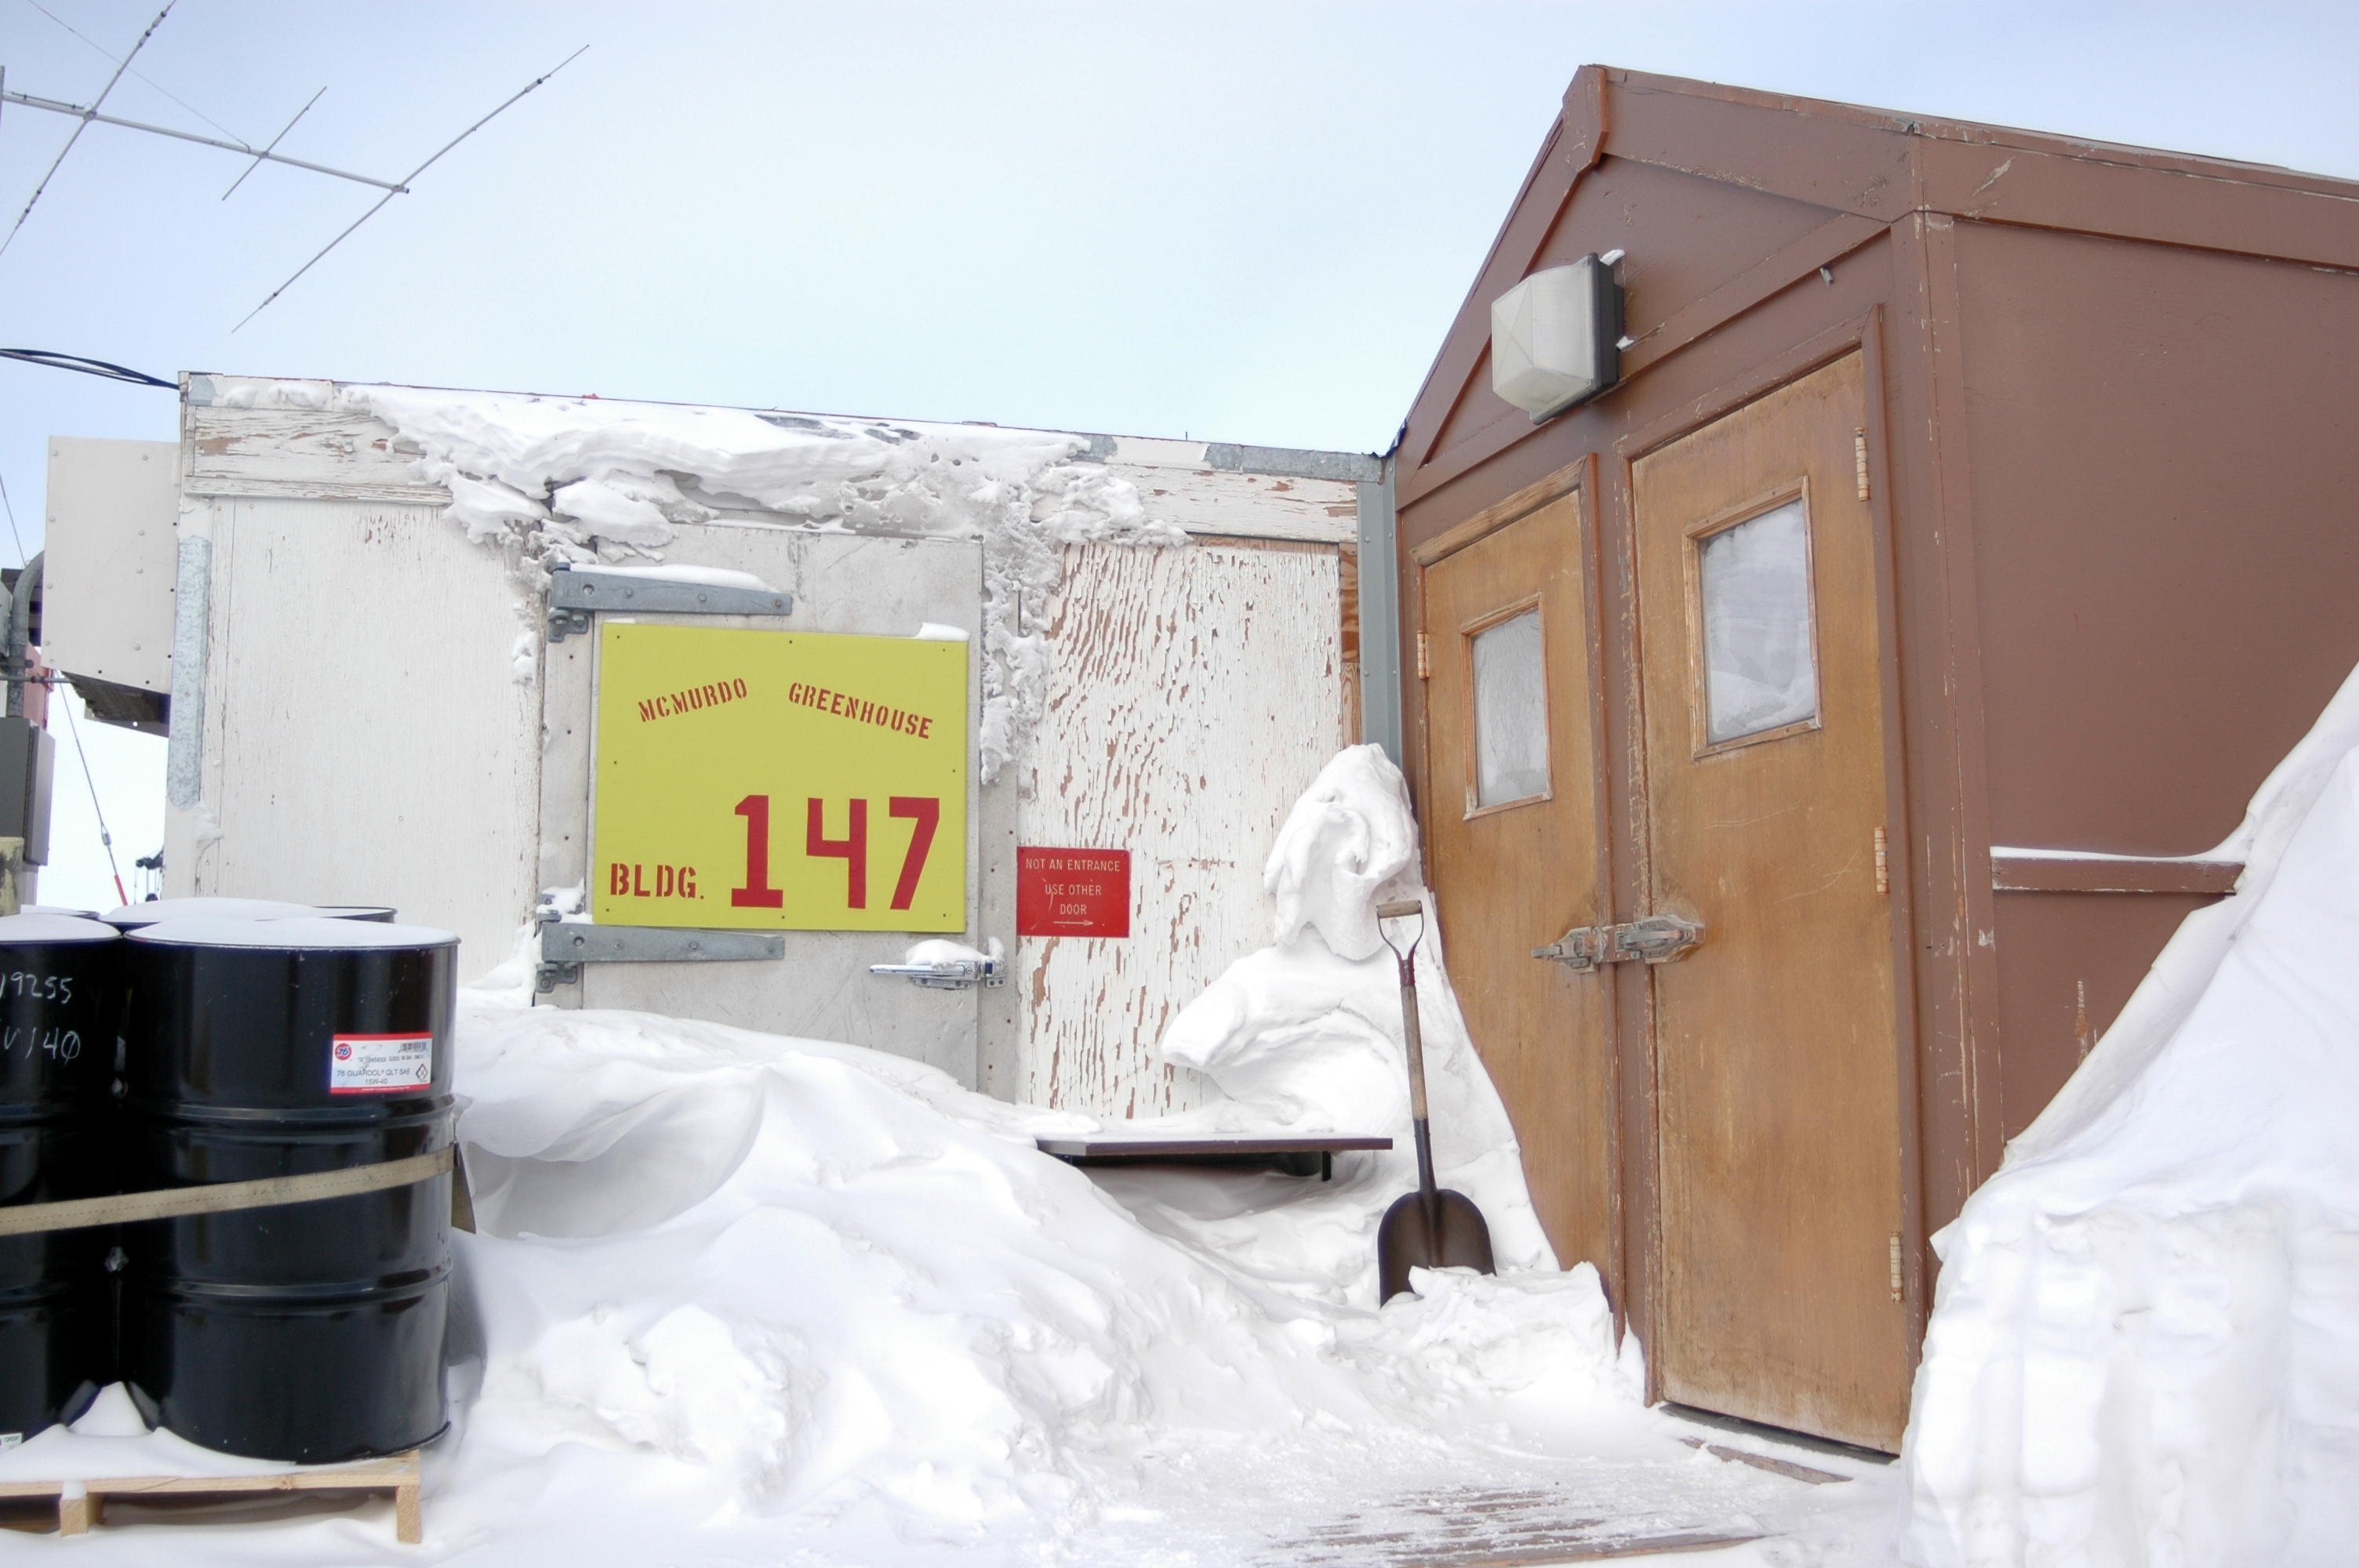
1018, 539, 1346, 1117
185, 401, 440, 503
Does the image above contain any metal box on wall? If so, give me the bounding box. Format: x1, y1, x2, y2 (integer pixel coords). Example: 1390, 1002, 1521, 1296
43, 437, 180, 736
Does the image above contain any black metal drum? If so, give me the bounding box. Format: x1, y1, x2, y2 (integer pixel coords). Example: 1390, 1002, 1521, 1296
118, 916, 458, 1462
0, 913, 123, 1441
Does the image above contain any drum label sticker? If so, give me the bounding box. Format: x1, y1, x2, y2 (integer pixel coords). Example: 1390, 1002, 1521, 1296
329, 1033, 434, 1094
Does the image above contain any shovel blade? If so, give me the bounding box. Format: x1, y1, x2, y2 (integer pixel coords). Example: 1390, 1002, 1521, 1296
1377, 1187, 1496, 1304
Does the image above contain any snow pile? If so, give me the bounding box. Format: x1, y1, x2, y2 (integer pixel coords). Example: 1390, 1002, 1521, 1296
1902, 663, 2359, 1567
319, 383, 1187, 779
435, 999, 1644, 1562
1138, 745, 1557, 1298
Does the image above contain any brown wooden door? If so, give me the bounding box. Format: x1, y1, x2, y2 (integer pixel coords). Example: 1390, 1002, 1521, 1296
1421, 483, 1616, 1276
1630, 351, 1910, 1450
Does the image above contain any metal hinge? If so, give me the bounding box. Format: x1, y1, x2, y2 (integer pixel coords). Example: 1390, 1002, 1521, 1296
1889, 1232, 1905, 1301
1855, 430, 1870, 502
868, 956, 1006, 990
546, 568, 794, 642
534, 921, 786, 993
1416, 631, 1430, 680
1875, 826, 1889, 895
1532, 913, 1706, 971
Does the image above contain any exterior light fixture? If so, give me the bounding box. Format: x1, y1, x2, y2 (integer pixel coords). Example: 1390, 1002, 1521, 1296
1490, 252, 1624, 423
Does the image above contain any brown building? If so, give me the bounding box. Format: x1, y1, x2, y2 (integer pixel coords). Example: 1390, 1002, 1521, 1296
1389, 66, 2359, 1451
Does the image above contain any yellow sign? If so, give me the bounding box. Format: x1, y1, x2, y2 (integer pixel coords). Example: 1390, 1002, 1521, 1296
592, 623, 968, 931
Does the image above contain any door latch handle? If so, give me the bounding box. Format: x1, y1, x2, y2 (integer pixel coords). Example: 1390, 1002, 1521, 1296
1532, 927, 1608, 971
1533, 914, 1706, 970
868, 956, 1005, 990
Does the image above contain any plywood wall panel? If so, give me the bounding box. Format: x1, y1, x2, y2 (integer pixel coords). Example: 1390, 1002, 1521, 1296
1019, 540, 1344, 1117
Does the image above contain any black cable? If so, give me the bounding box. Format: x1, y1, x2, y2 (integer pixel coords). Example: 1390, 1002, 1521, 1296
0, 349, 174, 388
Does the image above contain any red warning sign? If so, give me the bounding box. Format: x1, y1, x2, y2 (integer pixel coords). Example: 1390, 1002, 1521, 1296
1016, 847, 1131, 938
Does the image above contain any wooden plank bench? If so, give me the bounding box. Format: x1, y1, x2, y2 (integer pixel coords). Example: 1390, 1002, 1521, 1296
0, 1450, 421, 1543
1037, 1133, 1392, 1180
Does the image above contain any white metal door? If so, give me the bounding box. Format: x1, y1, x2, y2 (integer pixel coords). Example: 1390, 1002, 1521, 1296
537, 521, 995, 1083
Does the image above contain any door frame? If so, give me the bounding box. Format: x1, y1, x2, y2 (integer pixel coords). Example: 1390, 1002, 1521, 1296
1609, 307, 1928, 1400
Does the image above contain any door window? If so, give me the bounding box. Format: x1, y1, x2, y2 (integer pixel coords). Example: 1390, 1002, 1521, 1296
1470, 607, 1550, 808
1695, 495, 1819, 748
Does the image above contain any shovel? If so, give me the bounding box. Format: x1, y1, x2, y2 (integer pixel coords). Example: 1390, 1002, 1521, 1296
1374, 898, 1495, 1304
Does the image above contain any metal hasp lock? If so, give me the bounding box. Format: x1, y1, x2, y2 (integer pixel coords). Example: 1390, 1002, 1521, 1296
1532, 913, 1707, 971
868, 955, 1006, 991
547, 568, 794, 642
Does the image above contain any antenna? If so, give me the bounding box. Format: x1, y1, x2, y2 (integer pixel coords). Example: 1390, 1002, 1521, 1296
2, 85, 405, 194
222, 85, 327, 201
233, 45, 588, 332
0, 2, 175, 260
0, 20, 585, 323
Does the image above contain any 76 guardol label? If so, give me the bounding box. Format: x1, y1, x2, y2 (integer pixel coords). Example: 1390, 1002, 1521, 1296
329, 1033, 434, 1094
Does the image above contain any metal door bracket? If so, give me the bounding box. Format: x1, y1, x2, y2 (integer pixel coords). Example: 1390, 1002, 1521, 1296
540, 923, 787, 964
547, 568, 794, 641
869, 956, 1006, 990
536, 922, 786, 993
1533, 913, 1706, 970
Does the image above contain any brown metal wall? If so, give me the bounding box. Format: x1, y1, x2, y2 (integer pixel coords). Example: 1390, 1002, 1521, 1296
1948, 218, 2359, 1140
1954, 220, 2359, 856
1391, 68, 2359, 1383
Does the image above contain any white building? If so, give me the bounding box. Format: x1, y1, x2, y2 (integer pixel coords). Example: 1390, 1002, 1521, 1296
45, 376, 1396, 1116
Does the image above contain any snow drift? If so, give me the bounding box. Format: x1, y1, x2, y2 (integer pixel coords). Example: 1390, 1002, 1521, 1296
1902, 663, 2359, 1567
1140, 745, 1558, 1298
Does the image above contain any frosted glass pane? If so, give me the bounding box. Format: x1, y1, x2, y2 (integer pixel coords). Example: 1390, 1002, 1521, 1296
1472, 610, 1549, 806
1699, 499, 1818, 745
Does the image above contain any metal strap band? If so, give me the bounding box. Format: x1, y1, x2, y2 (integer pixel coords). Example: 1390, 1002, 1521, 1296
0, 1146, 456, 1237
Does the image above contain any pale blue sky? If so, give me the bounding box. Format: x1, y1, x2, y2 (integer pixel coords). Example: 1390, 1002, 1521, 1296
5, 2, 2355, 909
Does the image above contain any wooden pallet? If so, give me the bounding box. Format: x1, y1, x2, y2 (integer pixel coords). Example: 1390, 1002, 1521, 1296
0, 1449, 420, 1543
